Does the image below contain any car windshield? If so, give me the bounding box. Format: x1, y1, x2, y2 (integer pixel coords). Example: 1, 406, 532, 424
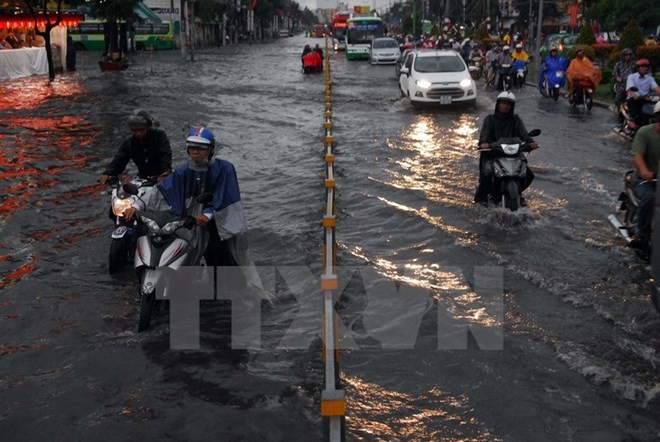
414, 55, 465, 73
373, 39, 398, 49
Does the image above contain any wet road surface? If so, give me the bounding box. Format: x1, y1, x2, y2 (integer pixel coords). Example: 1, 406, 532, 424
0, 38, 659, 440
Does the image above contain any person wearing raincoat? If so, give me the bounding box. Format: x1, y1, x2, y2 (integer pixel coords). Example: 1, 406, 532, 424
566, 48, 602, 102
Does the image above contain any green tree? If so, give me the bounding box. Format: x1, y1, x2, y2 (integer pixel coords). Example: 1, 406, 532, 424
586, 0, 660, 32
616, 19, 645, 51
575, 22, 596, 45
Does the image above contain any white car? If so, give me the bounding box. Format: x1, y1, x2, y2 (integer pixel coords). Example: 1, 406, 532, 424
398, 50, 477, 106
369, 37, 400, 65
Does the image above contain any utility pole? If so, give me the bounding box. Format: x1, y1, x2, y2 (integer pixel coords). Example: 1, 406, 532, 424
190, 0, 195, 61
533, 0, 543, 80
412, 0, 416, 37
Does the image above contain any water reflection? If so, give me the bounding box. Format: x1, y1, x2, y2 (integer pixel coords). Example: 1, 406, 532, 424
345, 375, 496, 440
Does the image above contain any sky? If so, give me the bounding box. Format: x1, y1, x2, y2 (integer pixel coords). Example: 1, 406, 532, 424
297, 0, 399, 14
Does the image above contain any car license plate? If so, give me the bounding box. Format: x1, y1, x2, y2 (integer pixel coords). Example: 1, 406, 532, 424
440, 95, 452, 104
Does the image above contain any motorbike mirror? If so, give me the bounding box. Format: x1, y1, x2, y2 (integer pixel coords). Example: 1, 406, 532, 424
122, 183, 139, 195
196, 192, 213, 204
528, 129, 541, 137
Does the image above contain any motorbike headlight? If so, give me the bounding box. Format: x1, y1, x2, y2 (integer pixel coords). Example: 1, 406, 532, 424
112, 195, 136, 217
502, 144, 520, 155
416, 79, 432, 89
460, 78, 472, 88
161, 220, 187, 235
139, 215, 161, 234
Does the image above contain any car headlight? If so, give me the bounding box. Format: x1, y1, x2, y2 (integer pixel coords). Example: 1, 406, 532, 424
460, 78, 473, 88
416, 79, 432, 89
112, 195, 136, 217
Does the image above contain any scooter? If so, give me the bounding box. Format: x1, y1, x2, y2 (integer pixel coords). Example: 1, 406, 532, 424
468, 55, 483, 81
569, 78, 595, 111
512, 59, 527, 88
498, 63, 513, 91
608, 171, 655, 258
615, 91, 660, 141
106, 177, 154, 274
124, 183, 213, 331
541, 67, 566, 101
479, 129, 541, 212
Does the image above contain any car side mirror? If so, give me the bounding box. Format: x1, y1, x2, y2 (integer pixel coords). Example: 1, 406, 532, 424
400, 67, 409, 75
528, 129, 541, 137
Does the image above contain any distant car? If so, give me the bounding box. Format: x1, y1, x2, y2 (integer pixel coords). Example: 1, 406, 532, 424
539, 33, 578, 59
369, 37, 400, 65
398, 49, 477, 106
279, 29, 289, 38
394, 48, 413, 79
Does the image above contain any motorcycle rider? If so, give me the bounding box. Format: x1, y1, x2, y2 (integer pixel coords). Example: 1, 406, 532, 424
566, 48, 602, 103
538, 46, 568, 92
124, 127, 261, 290
625, 59, 660, 129
496, 45, 514, 91
511, 43, 529, 83
612, 48, 636, 110
98, 109, 172, 184
629, 102, 660, 249
474, 91, 540, 205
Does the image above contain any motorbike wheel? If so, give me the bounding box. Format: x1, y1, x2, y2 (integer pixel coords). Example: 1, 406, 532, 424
503, 180, 520, 212
108, 238, 128, 274
137, 291, 155, 332
585, 92, 593, 111
551, 87, 559, 101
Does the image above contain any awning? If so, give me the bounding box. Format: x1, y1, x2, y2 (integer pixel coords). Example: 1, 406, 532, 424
135, 2, 161, 23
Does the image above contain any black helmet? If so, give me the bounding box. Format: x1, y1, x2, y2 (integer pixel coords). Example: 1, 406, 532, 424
621, 47, 633, 56
127, 109, 153, 128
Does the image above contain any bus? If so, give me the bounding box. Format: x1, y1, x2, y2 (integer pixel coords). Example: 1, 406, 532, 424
133, 21, 175, 50
309, 23, 327, 38
70, 20, 174, 51
345, 15, 385, 60
331, 12, 351, 51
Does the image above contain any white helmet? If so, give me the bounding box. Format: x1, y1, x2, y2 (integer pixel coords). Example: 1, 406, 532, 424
497, 91, 516, 104
515, 43, 523, 49
503, 45, 510, 51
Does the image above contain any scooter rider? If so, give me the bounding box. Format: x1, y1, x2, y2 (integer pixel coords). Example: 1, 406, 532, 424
626, 59, 660, 129
511, 43, 529, 82
124, 127, 261, 289
629, 102, 660, 249
98, 109, 172, 184
612, 48, 636, 108
474, 91, 540, 205
538, 46, 568, 91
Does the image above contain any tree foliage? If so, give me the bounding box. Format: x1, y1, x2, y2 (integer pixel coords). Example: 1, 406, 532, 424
586, 0, 660, 32
575, 22, 596, 45
616, 19, 645, 51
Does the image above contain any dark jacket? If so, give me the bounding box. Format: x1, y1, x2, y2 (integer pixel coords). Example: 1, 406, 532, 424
103, 128, 172, 179
479, 113, 533, 145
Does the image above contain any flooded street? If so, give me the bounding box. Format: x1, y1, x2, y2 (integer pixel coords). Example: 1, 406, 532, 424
1, 37, 659, 440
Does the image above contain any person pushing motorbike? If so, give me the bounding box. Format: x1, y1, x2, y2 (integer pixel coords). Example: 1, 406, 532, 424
124, 127, 262, 291
474, 91, 539, 205
629, 102, 660, 250
98, 109, 172, 184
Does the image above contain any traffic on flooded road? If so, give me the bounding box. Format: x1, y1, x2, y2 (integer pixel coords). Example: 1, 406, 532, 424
0, 36, 659, 440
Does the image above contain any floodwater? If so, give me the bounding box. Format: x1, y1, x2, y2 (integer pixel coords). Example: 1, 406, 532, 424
0, 37, 659, 441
